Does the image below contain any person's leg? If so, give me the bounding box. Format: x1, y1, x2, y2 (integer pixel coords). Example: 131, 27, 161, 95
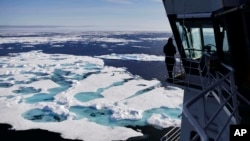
166, 57, 174, 78
167, 63, 173, 78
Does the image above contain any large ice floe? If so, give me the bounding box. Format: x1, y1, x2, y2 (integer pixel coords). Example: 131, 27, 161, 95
0, 50, 183, 141
95, 53, 164, 61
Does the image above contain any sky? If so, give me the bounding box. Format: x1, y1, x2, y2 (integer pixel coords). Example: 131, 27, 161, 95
0, 0, 171, 31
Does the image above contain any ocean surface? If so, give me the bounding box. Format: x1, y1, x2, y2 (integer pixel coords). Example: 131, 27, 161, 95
0, 27, 183, 141
0, 28, 170, 81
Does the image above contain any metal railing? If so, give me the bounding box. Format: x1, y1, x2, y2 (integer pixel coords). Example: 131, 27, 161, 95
160, 126, 181, 141
163, 53, 240, 141
182, 54, 240, 141
167, 53, 214, 89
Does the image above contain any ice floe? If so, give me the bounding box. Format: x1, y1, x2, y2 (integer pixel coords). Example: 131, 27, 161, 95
0, 51, 183, 141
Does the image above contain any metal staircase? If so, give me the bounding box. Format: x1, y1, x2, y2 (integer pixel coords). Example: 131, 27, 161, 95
160, 126, 181, 141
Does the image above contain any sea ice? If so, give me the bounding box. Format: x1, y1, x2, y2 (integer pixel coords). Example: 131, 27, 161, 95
0, 51, 184, 141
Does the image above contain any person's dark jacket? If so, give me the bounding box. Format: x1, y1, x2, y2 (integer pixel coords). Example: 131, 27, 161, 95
163, 38, 176, 57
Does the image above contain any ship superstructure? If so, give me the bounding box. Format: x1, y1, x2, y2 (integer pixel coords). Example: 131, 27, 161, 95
161, 0, 250, 140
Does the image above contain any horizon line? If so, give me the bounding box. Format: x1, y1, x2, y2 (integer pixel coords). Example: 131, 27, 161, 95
0, 25, 171, 32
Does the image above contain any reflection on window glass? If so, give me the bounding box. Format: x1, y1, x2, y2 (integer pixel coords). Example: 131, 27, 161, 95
176, 22, 193, 58
222, 30, 229, 53
175, 21, 217, 59
190, 28, 202, 58
176, 22, 188, 52
203, 28, 216, 52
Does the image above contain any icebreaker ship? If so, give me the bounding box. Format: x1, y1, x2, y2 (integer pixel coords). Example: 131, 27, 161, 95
161, 0, 250, 140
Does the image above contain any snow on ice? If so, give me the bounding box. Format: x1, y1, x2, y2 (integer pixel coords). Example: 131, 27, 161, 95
0, 50, 183, 141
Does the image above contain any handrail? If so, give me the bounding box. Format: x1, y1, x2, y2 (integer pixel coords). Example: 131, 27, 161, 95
183, 71, 233, 141
182, 54, 239, 141
164, 53, 240, 141
215, 106, 239, 140
237, 91, 250, 106
169, 53, 213, 89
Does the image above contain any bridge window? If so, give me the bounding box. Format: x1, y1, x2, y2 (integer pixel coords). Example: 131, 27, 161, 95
176, 21, 216, 60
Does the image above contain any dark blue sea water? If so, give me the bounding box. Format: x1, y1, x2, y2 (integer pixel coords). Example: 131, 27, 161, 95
0, 28, 179, 141
0, 29, 172, 81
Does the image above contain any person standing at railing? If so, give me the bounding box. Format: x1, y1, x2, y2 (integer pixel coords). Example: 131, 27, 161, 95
163, 37, 176, 82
